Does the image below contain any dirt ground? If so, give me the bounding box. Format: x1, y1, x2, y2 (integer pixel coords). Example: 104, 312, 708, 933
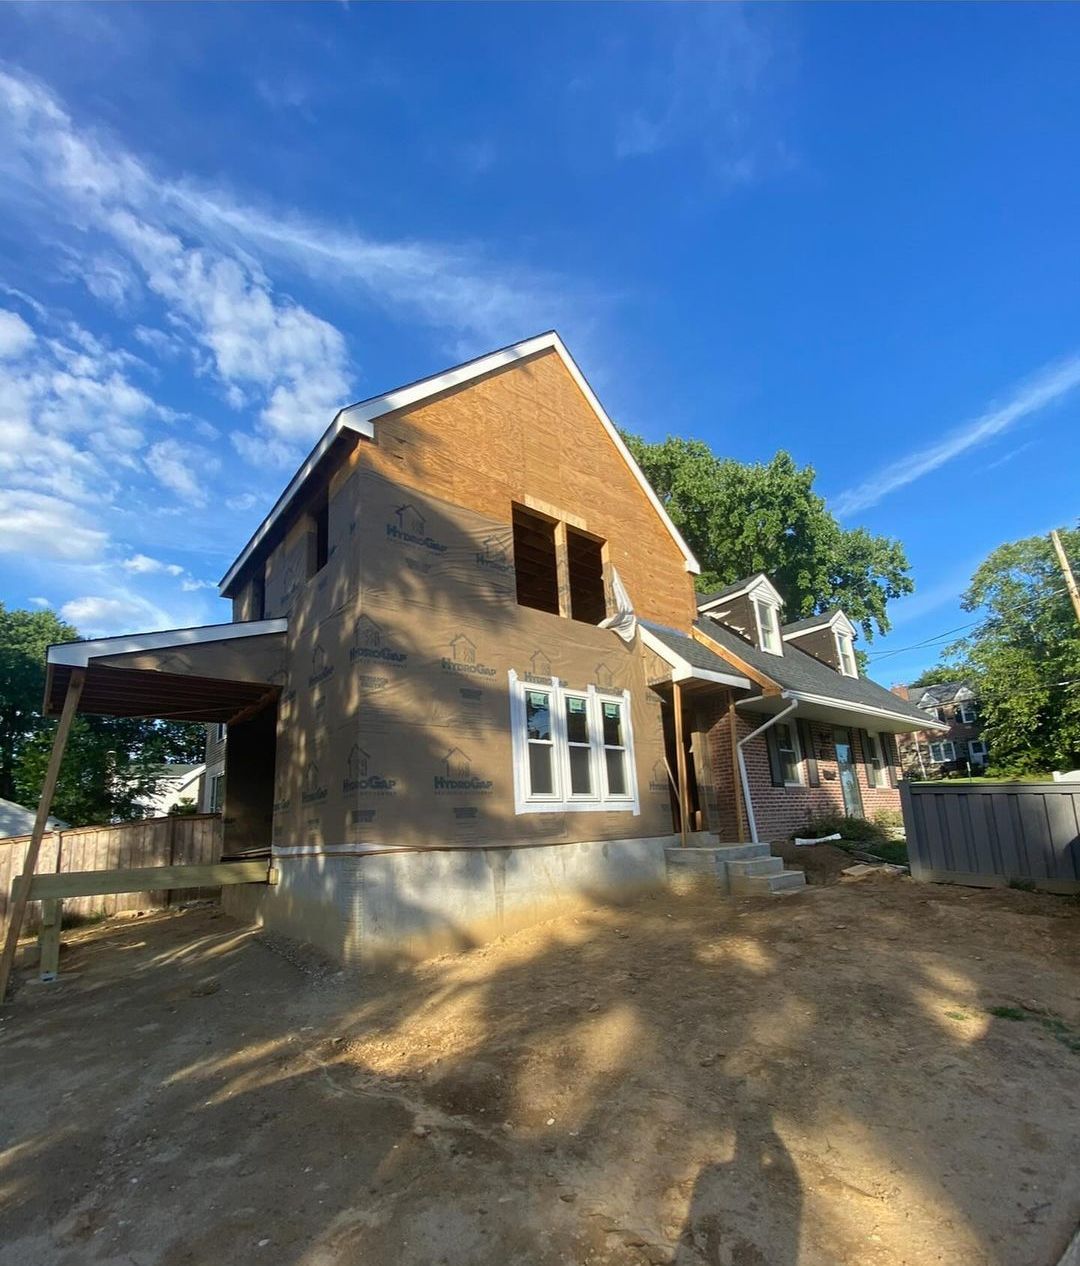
2, 874, 1079, 1266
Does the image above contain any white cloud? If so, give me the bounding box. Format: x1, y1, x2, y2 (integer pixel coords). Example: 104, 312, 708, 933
180, 577, 216, 592
145, 437, 217, 506
121, 553, 183, 576
0, 490, 108, 560
0, 308, 35, 358
28, 595, 50, 608
59, 592, 177, 637
225, 491, 258, 512
834, 355, 1080, 517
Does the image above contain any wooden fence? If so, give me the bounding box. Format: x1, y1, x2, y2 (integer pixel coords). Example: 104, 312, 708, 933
899, 780, 1080, 893
0, 813, 224, 932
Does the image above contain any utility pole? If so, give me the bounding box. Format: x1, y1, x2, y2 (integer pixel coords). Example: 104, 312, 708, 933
1050, 530, 1080, 627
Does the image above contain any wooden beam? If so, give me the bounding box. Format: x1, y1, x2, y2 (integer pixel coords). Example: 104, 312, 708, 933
14, 860, 274, 902
674, 679, 689, 847
0, 667, 84, 1002
38, 900, 61, 982
226, 686, 280, 728
729, 698, 748, 841
691, 625, 782, 695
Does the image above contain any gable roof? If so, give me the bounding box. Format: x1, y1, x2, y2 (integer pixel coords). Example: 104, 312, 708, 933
639, 621, 751, 689
219, 331, 700, 595
696, 573, 782, 613
781, 608, 856, 641
0, 796, 66, 840
695, 616, 945, 731
908, 682, 975, 707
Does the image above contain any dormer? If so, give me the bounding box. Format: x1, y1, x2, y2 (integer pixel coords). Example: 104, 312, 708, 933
697, 574, 785, 656
781, 608, 859, 677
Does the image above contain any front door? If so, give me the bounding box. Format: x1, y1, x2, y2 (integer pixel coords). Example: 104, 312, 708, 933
833, 727, 864, 818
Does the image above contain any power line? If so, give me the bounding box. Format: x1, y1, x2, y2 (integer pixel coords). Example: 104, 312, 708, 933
866, 583, 1074, 663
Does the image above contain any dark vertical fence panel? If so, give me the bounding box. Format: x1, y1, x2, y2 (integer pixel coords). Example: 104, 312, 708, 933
901, 781, 1080, 892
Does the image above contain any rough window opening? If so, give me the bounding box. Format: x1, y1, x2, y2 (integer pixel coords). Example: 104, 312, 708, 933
513, 506, 560, 615
567, 528, 607, 624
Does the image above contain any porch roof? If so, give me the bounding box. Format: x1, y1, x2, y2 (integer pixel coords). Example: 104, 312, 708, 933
639, 621, 752, 691
44, 619, 287, 723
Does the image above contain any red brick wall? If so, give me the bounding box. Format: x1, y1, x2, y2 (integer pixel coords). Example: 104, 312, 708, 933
700, 708, 902, 843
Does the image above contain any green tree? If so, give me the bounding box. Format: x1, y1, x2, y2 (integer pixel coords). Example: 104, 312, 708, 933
944, 526, 1080, 775
909, 663, 969, 688
623, 439, 912, 638
0, 602, 206, 826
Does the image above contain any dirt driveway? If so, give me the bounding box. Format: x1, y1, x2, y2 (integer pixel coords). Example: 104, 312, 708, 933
1, 875, 1078, 1266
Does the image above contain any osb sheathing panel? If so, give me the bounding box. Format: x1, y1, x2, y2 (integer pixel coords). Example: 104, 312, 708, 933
360, 348, 697, 630
268, 468, 674, 853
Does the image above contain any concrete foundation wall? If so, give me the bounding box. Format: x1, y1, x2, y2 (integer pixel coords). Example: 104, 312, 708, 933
223, 834, 675, 966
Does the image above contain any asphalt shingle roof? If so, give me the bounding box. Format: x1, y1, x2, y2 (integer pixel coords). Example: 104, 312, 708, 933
640, 621, 750, 679
780, 608, 844, 635
696, 573, 770, 608
693, 617, 933, 725
908, 682, 974, 708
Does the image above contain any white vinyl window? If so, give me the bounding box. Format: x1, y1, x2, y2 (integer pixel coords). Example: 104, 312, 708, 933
775, 721, 803, 786
864, 730, 889, 787
929, 740, 956, 764
754, 598, 783, 655
958, 702, 977, 724
835, 631, 858, 677
210, 773, 226, 813
509, 671, 639, 814
968, 739, 988, 764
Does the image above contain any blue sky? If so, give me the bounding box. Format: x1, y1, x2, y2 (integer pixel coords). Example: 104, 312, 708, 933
0, 3, 1077, 685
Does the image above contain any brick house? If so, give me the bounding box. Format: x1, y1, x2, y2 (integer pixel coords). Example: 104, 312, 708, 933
890, 682, 987, 777
641, 576, 944, 842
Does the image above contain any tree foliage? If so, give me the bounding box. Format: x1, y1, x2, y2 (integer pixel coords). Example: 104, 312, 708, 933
0, 603, 206, 827
941, 526, 1080, 776
622, 439, 913, 638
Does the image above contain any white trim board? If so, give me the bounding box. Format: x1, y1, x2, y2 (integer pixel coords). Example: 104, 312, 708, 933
697, 573, 782, 614
740, 688, 950, 734
781, 610, 856, 641
219, 331, 701, 595
47, 619, 288, 668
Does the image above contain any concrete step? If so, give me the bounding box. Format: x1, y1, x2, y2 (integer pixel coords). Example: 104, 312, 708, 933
729, 868, 807, 896
704, 842, 774, 862
726, 856, 785, 879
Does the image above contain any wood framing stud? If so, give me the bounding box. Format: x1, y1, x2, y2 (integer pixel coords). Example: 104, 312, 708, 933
674, 680, 689, 847
0, 667, 84, 1003
14, 861, 275, 903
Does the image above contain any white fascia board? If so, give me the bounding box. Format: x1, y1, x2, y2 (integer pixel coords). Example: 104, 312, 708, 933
639, 625, 750, 690
47, 618, 288, 668
778, 689, 950, 733
218, 415, 374, 595
698, 573, 783, 613
219, 331, 701, 595
781, 610, 856, 641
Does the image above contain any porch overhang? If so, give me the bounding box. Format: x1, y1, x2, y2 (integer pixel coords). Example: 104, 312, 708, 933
44, 619, 288, 723
736, 689, 949, 735
639, 624, 751, 693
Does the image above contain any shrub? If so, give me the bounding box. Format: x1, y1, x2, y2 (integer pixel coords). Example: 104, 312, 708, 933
792, 812, 892, 847
871, 807, 904, 831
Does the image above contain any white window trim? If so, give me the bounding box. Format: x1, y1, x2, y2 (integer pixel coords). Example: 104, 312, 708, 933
865, 730, 890, 788
509, 670, 640, 815
753, 597, 783, 656
775, 720, 804, 787
958, 703, 977, 724
835, 630, 858, 677
210, 772, 226, 813
929, 740, 956, 764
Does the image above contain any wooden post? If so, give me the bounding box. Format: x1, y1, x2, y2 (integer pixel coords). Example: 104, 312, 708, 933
729, 698, 747, 842
38, 900, 61, 981
1051, 530, 1080, 627
0, 668, 84, 1003
673, 680, 689, 847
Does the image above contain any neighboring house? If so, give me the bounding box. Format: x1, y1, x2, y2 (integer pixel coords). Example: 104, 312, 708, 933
640, 581, 943, 843
0, 796, 66, 840
890, 682, 987, 777
131, 764, 206, 817
200, 724, 227, 814
39, 332, 944, 967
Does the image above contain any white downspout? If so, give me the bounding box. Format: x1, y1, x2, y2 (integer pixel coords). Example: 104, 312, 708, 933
736, 695, 799, 844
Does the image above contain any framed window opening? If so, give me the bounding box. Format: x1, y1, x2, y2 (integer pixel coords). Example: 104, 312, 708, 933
509, 670, 639, 814
512, 506, 560, 615
929, 740, 956, 764
968, 739, 988, 764
958, 702, 977, 724
753, 598, 783, 655
209, 773, 226, 813
566, 527, 607, 625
